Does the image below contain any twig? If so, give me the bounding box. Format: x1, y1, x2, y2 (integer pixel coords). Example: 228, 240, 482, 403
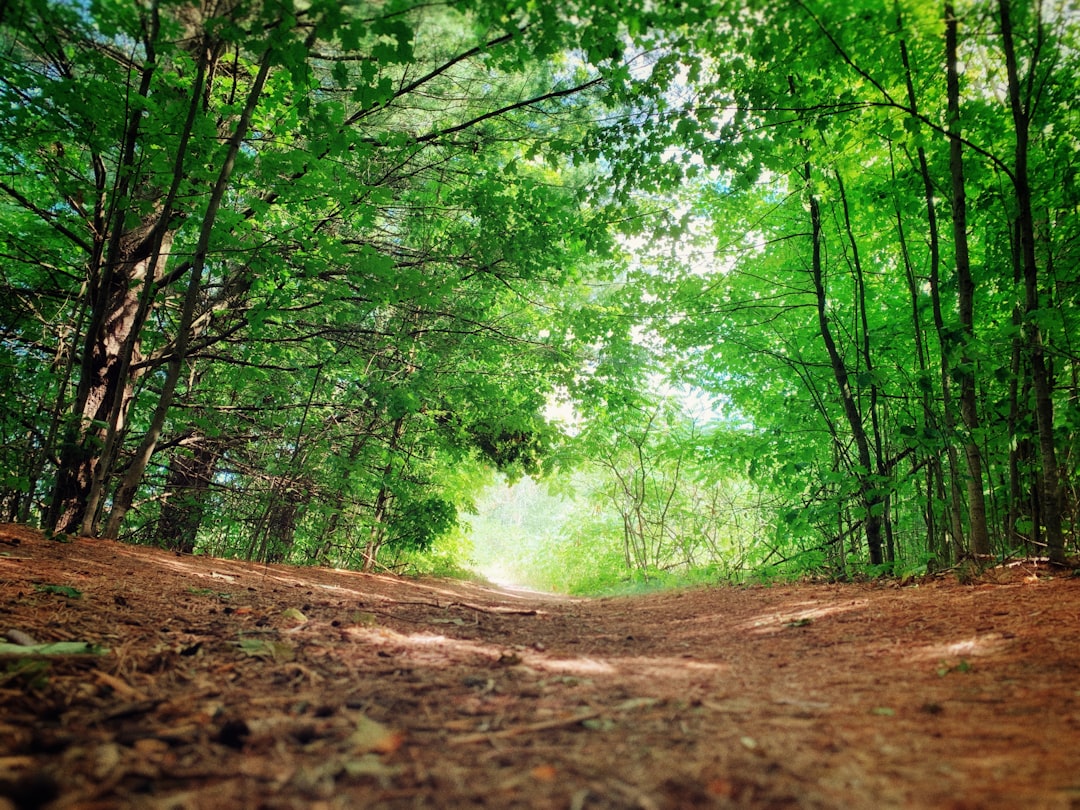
447, 601, 541, 616
449, 711, 601, 745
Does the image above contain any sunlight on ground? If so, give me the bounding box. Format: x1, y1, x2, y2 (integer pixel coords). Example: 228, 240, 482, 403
343, 625, 731, 680
475, 561, 524, 588
910, 634, 1011, 662
732, 598, 871, 634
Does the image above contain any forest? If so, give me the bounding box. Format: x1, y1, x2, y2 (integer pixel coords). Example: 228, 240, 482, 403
2, 0, 1077, 591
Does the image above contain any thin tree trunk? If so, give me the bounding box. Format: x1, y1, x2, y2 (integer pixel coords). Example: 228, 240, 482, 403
834, 170, 892, 563
945, 2, 991, 557
898, 24, 965, 561
890, 137, 947, 565
362, 414, 409, 572
998, 0, 1065, 563
803, 159, 884, 566
1006, 224, 1028, 549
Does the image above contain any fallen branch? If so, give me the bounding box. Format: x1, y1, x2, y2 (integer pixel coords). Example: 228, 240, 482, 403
447, 601, 541, 616
449, 711, 601, 745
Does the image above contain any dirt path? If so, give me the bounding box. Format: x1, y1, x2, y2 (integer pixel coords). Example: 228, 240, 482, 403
2, 523, 1079, 809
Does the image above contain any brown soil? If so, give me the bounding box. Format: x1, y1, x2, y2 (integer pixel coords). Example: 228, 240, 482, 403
1, 524, 1079, 809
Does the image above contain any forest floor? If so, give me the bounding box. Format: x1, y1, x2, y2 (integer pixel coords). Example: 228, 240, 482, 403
2, 524, 1080, 809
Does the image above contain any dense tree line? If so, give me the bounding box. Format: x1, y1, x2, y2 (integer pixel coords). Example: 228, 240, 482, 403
625, 0, 1080, 575
2, 0, 1076, 581
0, 0, 639, 567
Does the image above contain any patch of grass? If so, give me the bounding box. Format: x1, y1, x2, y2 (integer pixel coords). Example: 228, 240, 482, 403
34, 583, 82, 599
0, 659, 50, 690
936, 659, 972, 676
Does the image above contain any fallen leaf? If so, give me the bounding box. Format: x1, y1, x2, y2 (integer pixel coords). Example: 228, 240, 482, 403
707, 778, 736, 798
280, 607, 308, 624
3, 629, 38, 646
581, 717, 615, 731
349, 715, 403, 754
92, 669, 148, 701
34, 584, 81, 599
530, 764, 558, 782
132, 738, 170, 756
237, 638, 295, 662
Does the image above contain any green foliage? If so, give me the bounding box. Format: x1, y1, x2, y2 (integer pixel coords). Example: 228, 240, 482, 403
386, 497, 457, 554
2, 0, 1077, 585
33, 584, 82, 599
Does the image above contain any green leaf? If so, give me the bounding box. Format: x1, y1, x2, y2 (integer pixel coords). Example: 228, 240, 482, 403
0, 641, 108, 656
34, 584, 82, 599
237, 638, 295, 662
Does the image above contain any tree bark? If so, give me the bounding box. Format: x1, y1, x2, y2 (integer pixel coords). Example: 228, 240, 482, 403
897, 19, 965, 561
804, 160, 884, 566
998, 0, 1066, 563
47, 3, 188, 535
945, 2, 991, 557
104, 43, 275, 538
158, 433, 223, 553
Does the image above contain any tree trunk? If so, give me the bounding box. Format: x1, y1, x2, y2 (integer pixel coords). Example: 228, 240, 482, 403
945, 2, 992, 557
1006, 225, 1030, 550
47, 5, 197, 536
103, 44, 274, 539
362, 414, 409, 572
834, 170, 892, 564
47, 238, 165, 535
897, 17, 965, 562
262, 480, 308, 563
804, 160, 884, 566
158, 434, 222, 553
998, 0, 1066, 563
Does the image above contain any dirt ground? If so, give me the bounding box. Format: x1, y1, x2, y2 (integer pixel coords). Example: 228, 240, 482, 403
2, 524, 1079, 809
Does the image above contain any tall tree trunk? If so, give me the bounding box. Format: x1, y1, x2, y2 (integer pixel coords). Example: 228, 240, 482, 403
897, 16, 965, 561
803, 159, 884, 566
893, 166, 946, 566
834, 170, 892, 563
945, 2, 991, 557
104, 44, 275, 538
47, 4, 194, 535
1006, 225, 1030, 550
998, 0, 1066, 563
48, 234, 168, 535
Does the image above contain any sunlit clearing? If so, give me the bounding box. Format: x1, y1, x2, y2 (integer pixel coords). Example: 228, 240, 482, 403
477, 561, 524, 588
